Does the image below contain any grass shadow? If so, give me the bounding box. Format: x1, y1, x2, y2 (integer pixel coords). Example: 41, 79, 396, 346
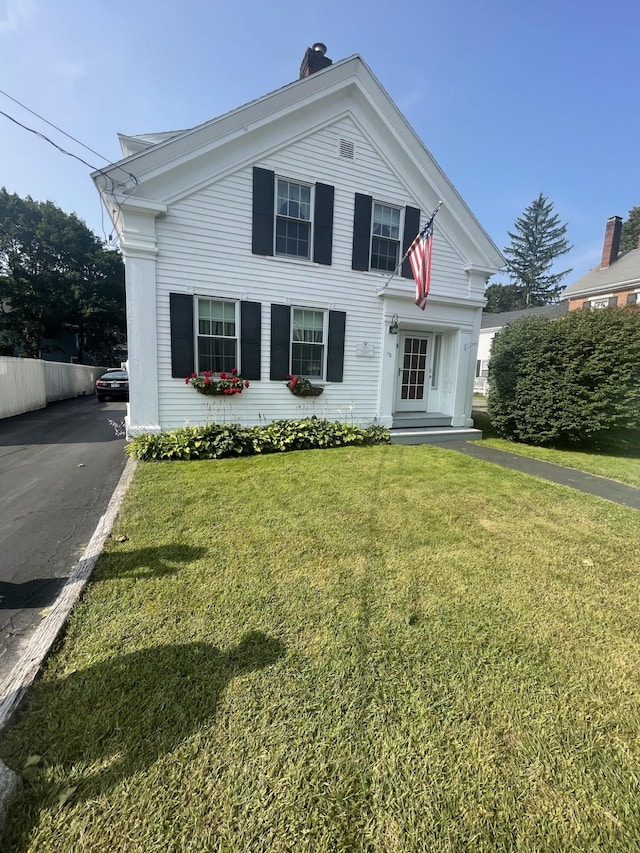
2, 631, 285, 848
95, 544, 209, 580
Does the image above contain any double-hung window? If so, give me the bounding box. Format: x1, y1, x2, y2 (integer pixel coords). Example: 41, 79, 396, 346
276, 179, 312, 259
291, 308, 325, 378
352, 194, 419, 277
197, 299, 237, 373
371, 203, 401, 272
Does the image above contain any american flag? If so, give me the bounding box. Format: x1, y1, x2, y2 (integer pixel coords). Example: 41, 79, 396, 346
407, 220, 434, 310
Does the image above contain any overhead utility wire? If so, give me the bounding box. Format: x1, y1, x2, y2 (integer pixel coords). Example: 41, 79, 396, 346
0, 90, 139, 190
0, 109, 138, 190
0, 86, 111, 163
0, 108, 104, 172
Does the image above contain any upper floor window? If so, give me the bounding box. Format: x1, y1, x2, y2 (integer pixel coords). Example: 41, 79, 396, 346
276, 180, 312, 259
291, 308, 325, 378
253, 168, 334, 265
352, 193, 420, 278
197, 299, 237, 374
371, 203, 401, 272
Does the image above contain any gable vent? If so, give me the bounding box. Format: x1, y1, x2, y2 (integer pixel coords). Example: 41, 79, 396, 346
338, 138, 355, 160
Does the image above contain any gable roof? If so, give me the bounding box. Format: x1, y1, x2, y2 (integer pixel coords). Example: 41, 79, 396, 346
562, 248, 640, 299
481, 301, 568, 330
93, 53, 503, 273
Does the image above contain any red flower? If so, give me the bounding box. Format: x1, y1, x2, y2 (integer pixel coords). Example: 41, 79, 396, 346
185, 377, 190, 384
204, 378, 211, 385
231, 367, 238, 376
244, 380, 250, 388
220, 372, 227, 380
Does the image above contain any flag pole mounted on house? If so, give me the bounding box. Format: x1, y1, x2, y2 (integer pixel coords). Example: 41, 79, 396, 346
383, 201, 442, 310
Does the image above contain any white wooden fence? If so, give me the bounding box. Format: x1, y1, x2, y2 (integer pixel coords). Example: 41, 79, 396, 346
0, 356, 106, 420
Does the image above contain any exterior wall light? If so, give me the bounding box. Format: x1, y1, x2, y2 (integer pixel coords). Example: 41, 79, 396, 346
389, 314, 399, 335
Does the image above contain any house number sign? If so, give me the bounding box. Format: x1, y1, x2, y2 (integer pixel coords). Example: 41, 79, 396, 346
355, 342, 375, 358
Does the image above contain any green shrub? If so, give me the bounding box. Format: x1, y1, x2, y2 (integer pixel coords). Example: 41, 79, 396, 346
125, 418, 390, 461
488, 308, 640, 447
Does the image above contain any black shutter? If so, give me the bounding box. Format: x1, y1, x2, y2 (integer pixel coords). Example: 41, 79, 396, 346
313, 183, 334, 265
401, 206, 421, 279
170, 293, 194, 378
352, 193, 372, 271
608, 296, 619, 307
252, 167, 275, 256
240, 301, 261, 380
270, 304, 291, 380
326, 310, 346, 382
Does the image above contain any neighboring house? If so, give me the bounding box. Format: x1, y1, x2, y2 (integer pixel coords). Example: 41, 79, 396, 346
475, 302, 568, 395
93, 44, 503, 441
563, 216, 640, 311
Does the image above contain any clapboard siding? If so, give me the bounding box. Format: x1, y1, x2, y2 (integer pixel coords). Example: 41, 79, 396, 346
151, 116, 472, 428
98, 55, 506, 438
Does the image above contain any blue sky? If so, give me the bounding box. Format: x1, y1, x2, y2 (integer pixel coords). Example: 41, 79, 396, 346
1, 0, 638, 283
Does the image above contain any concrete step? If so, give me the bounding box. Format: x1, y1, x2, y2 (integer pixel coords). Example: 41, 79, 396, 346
389, 426, 483, 445
391, 413, 452, 429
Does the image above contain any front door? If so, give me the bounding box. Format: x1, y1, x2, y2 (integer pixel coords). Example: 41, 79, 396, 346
395, 334, 429, 412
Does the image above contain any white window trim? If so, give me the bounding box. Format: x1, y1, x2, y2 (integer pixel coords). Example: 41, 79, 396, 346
590, 294, 614, 309
369, 201, 403, 273
195, 297, 239, 375
290, 305, 328, 380
274, 176, 314, 260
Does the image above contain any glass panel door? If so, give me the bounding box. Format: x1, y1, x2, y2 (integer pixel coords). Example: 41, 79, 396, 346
395, 335, 429, 412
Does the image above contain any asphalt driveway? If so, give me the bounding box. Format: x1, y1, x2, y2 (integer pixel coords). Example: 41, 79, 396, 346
0, 397, 127, 680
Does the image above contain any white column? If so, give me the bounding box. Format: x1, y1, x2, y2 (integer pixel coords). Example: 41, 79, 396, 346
119, 204, 165, 437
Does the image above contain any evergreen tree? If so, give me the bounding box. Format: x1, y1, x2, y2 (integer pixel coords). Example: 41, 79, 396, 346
503, 194, 572, 306
620, 206, 640, 253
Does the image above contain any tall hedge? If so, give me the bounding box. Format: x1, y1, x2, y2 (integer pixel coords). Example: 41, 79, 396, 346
487, 308, 640, 447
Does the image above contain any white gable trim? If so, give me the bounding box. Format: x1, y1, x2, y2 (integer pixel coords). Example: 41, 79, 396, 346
93, 55, 503, 273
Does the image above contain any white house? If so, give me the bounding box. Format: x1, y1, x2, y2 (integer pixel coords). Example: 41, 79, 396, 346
93, 44, 503, 442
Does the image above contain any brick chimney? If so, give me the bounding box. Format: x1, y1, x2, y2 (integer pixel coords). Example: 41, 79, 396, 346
600, 215, 622, 269
299, 43, 332, 78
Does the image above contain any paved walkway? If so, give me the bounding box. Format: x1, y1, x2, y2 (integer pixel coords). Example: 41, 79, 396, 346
444, 441, 640, 511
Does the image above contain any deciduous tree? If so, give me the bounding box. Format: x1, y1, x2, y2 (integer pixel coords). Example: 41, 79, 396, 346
484, 282, 528, 313
0, 189, 125, 363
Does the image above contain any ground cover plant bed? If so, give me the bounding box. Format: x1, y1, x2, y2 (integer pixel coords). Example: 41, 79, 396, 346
2, 445, 640, 851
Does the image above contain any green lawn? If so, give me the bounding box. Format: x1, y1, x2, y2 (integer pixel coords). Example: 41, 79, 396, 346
2, 445, 640, 852
472, 410, 640, 488
479, 439, 640, 489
